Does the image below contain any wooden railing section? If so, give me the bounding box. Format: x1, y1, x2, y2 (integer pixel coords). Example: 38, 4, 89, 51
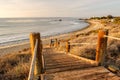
28, 29, 120, 80
50, 29, 120, 66
28, 39, 38, 80
28, 32, 44, 80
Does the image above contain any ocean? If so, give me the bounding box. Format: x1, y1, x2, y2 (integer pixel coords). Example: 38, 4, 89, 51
0, 17, 89, 46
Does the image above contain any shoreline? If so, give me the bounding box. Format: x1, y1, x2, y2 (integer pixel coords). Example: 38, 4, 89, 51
42, 20, 91, 41
0, 20, 95, 56
0, 20, 89, 47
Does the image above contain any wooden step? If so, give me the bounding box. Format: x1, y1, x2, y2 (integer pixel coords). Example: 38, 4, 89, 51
44, 67, 120, 80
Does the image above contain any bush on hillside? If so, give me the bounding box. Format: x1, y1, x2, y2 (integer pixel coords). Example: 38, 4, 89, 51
0, 50, 31, 80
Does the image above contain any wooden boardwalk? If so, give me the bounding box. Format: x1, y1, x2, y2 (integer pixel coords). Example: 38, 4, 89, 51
43, 66, 120, 80
43, 47, 96, 74
42, 47, 120, 80
28, 32, 120, 80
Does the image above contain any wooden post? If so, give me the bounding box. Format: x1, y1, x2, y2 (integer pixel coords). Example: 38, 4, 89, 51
53, 39, 55, 48
56, 39, 59, 49
58, 40, 60, 47
54, 38, 58, 48
66, 41, 70, 53
55, 39, 58, 48
55, 39, 57, 48
50, 39, 52, 47
30, 32, 43, 76
96, 30, 108, 66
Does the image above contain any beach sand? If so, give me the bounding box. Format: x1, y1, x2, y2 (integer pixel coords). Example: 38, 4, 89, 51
0, 42, 30, 56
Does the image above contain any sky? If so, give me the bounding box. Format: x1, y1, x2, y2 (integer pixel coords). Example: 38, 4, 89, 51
0, 0, 120, 18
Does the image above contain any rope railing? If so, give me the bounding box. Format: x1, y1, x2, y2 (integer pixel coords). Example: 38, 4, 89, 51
52, 41, 97, 47
28, 39, 38, 80
70, 42, 97, 46
42, 54, 45, 72
50, 29, 109, 66
104, 35, 120, 41
76, 36, 98, 38
49, 29, 119, 67
49, 35, 97, 48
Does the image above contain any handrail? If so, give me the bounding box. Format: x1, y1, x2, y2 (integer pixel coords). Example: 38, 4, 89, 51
42, 55, 45, 73
76, 36, 98, 38
50, 29, 119, 66
104, 35, 120, 41
58, 36, 97, 43
28, 39, 38, 80
70, 42, 97, 46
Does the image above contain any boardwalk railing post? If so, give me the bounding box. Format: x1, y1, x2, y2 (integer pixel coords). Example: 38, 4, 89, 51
50, 39, 53, 47
53, 39, 56, 48
55, 38, 59, 49
66, 41, 70, 53
30, 32, 43, 77
55, 38, 58, 48
96, 30, 108, 66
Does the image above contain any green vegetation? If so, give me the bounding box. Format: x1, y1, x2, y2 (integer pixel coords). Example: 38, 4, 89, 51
90, 15, 120, 24
114, 17, 120, 24
90, 15, 114, 20
107, 15, 113, 19
90, 15, 120, 23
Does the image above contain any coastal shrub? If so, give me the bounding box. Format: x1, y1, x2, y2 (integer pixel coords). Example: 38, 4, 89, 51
70, 46, 96, 60
106, 39, 120, 67
101, 16, 107, 19
70, 46, 80, 55
57, 42, 66, 51
107, 15, 113, 19
79, 46, 96, 60
5, 63, 29, 80
116, 59, 120, 68
114, 17, 120, 24
0, 50, 31, 80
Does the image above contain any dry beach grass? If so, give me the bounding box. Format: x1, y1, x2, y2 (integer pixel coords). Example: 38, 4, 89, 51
0, 49, 31, 80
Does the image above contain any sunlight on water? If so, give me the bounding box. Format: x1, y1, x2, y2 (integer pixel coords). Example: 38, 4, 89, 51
0, 17, 89, 45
